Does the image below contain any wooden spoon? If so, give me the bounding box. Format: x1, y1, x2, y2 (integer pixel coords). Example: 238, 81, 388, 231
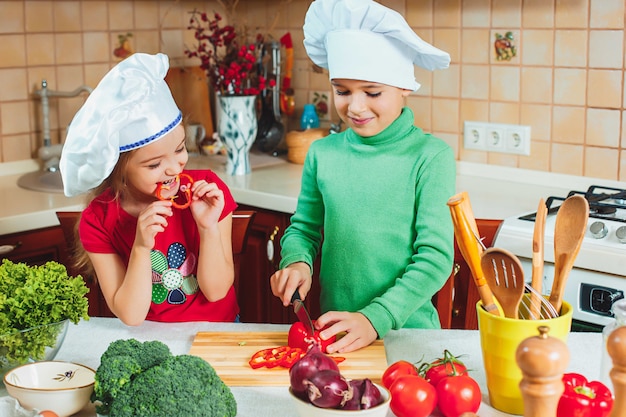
549, 195, 589, 314
529, 199, 547, 319
481, 247, 526, 319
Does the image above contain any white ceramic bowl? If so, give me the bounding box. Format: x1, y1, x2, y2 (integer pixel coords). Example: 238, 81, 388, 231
289, 383, 391, 417
3, 361, 95, 417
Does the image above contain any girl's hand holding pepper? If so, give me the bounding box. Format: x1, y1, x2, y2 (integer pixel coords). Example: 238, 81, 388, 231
189, 180, 225, 230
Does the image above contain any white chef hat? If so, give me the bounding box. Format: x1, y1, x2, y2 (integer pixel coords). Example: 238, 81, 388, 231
303, 0, 450, 91
60, 53, 182, 197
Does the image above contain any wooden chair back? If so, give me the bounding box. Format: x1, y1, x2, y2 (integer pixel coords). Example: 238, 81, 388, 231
55, 210, 256, 318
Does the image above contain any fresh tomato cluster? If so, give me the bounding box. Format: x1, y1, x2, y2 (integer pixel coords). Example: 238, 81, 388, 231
557, 373, 613, 417
382, 350, 481, 417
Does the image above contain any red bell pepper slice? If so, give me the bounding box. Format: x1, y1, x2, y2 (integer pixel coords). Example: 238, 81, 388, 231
248, 346, 292, 369
557, 373, 613, 417
155, 173, 194, 209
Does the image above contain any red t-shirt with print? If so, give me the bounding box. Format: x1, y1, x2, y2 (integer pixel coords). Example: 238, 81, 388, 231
79, 169, 239, 322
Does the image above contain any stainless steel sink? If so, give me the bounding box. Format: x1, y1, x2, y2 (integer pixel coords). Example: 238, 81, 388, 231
17, 170, 64, 193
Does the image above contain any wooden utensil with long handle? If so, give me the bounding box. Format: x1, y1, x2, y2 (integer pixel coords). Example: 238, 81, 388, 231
481, 247, 526, 319
529, 199, 547, 319
550, 195, 589, 314
448, 192, 500, 315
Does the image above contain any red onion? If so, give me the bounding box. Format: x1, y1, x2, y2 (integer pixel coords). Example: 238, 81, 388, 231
305, 369, 353, 409
289, 344, 339, 395
360, 378, 383, 409
342, 379, 365, 410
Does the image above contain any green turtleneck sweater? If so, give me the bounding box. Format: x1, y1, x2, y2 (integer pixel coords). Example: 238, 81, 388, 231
279, 108, 456, 338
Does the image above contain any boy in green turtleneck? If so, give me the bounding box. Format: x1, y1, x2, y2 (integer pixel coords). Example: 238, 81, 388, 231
270, 0, 456, 353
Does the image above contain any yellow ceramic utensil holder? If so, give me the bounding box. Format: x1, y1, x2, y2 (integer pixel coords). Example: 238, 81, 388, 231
477, 298, 572, 415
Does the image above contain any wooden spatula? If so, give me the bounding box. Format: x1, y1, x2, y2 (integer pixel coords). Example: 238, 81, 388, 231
529, 199, 547, 319
481, 247, 525, 319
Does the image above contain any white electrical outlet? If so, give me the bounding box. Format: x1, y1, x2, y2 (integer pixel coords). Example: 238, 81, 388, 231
463, 121, 531, 155
505, 125, 531, 155
463, 121, 487, 150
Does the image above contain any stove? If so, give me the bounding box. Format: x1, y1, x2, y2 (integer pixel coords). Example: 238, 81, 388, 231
493, 185, 626, 330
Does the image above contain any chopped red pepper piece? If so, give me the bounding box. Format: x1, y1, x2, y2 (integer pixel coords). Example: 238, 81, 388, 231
557, 373, 613, 417
280, 347, 305, 368
248, 346, 309, 370
155, 173, 194, 209
331, 356, 346, 364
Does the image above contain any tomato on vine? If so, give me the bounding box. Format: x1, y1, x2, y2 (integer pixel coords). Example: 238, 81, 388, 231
382, 360, 418, 389
435, 374, 481, 417
389, 374, 437, 417
419, 349, 468, 387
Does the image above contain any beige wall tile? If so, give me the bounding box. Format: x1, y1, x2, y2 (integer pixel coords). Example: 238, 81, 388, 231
1, 102, 31, 135
109, 2, 134, 31
460, 99, 489, 124
490, 29, 519, 64
490, 66, 520, 102
434, 28, 460, 62
82, 2, 108, 31
520, 138, 550, 171
406, 0, 433, 27
587, 69, 622, 109
83, 32, 110, 63
2, 134, 33, 162
522, 30, 554, 66
55, 33, 83, 65
489, 101, 519, 124
435, 132, 459, 158
433, 64, 460, 97
25, 1, 53, 32
521, 67, 552, 104
620, 150, 626, 181
553, 68, 586, 105
414, 67, 433, 96
462, 0, 490, 28
461, 29, 490, 64
407, 95, 432, 132
589, 30, 624, 69
590, 0, 624, 29
554, 30, 588, 67
0, 69, 28, 101
286, 0, 310, 30
132, 30, 161, 55
552, 106, 586, 144
84, 63, 111, 89
0, 1, 25, 33
584, 146, 618, 179
434, 0, 461, 28
492, 0, 522, 28
551, 143, 583, 175
461, 65, 489, 100
521, 103, 552, 140
26, 34, 55, 66
488, 150, 518, 167
160, 29, 185, 58
555, 0, 589, 28
0, 35, 26, 68
586, 108, 620, 148
432, 98, 459, 132
522, 0, 554, 29
53, 1, 82, 32
135, 1, 160, 30
460, 147, 488, 163
159, 2, 184, 29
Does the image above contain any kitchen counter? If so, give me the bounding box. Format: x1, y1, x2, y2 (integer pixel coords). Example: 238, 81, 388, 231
2, 152, 626, 235
0, 318, 604, 417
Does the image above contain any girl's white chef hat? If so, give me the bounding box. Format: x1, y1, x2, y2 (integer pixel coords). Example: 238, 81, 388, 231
303, 0, 450, 91
60, 53, 182, 197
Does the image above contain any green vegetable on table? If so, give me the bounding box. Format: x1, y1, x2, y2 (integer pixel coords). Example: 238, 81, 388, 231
0, 259, 90, 365
93, 338, 237, 417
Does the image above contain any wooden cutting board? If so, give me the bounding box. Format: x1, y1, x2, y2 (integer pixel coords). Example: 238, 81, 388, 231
189, 331, 387, 387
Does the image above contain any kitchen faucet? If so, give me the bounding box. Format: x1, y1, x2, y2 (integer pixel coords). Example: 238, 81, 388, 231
34, 79, 93, 172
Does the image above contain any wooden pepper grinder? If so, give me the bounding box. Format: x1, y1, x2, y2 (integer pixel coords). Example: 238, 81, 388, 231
607, 325, 626, 416
515, 325, 570, 417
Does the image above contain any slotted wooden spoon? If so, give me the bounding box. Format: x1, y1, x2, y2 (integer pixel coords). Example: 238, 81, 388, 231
549, 195, 589, 314
481, 247, 526, 319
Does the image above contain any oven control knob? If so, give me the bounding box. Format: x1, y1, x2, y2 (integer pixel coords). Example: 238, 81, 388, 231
590, 221, 608, 239
616, 226, 626, 244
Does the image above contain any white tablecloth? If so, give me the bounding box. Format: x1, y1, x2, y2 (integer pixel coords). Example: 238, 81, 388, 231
1, 318, 603, 417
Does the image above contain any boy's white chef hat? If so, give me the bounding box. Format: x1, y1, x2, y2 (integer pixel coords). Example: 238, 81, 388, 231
303, 0, 450, 91
60, 53, 182, 197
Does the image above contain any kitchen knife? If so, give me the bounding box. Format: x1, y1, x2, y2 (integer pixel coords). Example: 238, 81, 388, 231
291, 290, 315, 336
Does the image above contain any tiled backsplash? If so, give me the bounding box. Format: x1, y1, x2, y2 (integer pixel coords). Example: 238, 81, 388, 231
1, 0, 625, 181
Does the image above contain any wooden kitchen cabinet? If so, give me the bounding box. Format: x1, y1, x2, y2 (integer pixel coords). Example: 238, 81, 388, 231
0, 226, 68, 267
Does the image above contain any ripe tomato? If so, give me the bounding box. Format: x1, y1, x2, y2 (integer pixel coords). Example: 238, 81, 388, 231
389, 374, 437, 417
435, 374, 482, 417
422, 350, 468, 387
288, 321, 336, 353
38, 411, 59, 417
382, 360, 418, 389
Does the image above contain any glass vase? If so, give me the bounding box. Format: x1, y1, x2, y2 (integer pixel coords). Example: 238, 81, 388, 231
217, 95, 258, 175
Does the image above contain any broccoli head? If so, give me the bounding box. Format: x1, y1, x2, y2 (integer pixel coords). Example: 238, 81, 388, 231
92, 339, 237, 417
